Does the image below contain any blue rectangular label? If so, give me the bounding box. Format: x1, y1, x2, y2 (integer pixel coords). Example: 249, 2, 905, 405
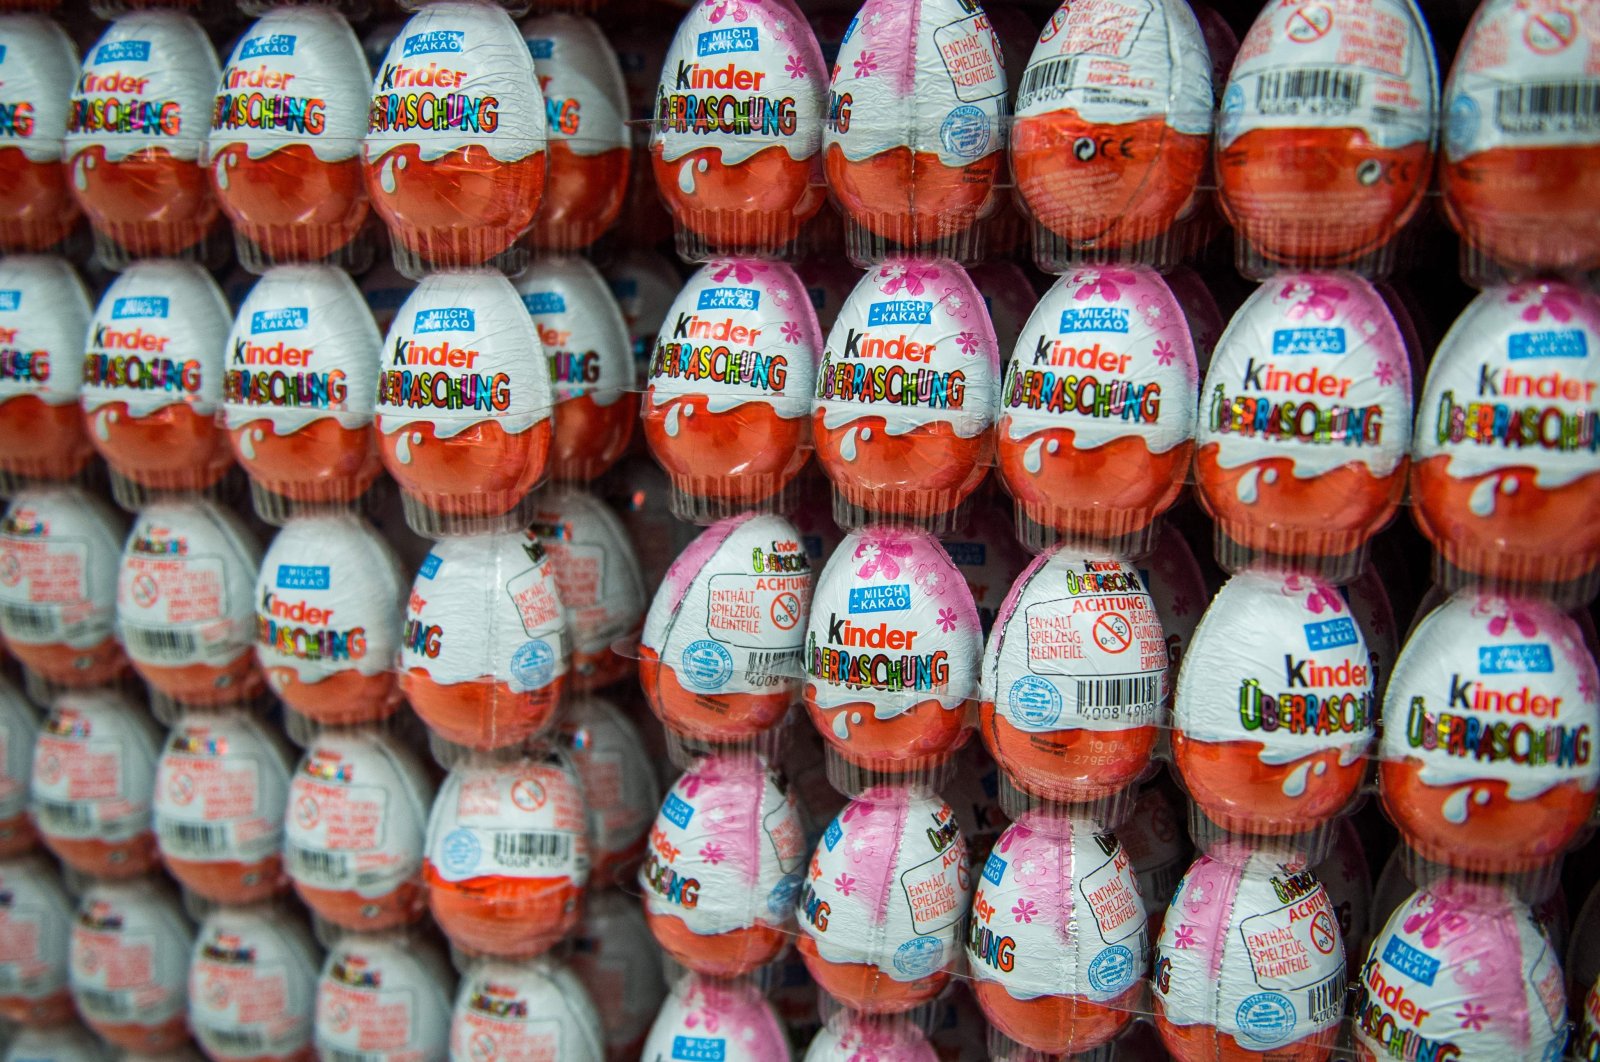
0, 45, 9, 64
275, 564, 330, 591
95, 40, 150, 63
661, 793, 694, 829
1303, 617, 1358, 652
1383, 936, 1439, 987
520, 292, 566, 315
1478, 643, 1554, 674
417, 554, 441, 580
982, 852, 1006, 885
111, 296, 168, 320
239, 34, 295, 59
696, 27, 759, 55
849, 584, 912, 614
0, 290, 21, 312
672, 1037, 726, 1061
1272, 327, 1346, 355
402, 30, 464, 56
525, 37, 554, 59
867, 300, 933, 326
251, 307, 308, 334
943, 541, 985, 566
823, 818, 842, 850
1508, 329, 1588, 360
414, 307, 475, 334
697, 287, 759, 311
1058, 307, 1128, 334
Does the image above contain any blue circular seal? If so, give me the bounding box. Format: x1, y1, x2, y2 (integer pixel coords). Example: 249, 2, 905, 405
1235, 992, 1297, 1045
1009, 675, 1063, 728
1447, 94, 1480, 156
940, 105, 991, 160
681, 639, 734, 691
440, 827, 481, 877
510, 639, 554, 689
1087, 945, 1135, 994
893, 937, 944, 978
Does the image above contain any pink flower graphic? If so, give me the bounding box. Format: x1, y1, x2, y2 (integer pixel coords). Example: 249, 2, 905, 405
855, 537, 914, 579
705, 0, 749, 22
913, 561, 949, 597
1012, 899, 1038, 924
853, 51, 879, 78
1484, 605, 1539, 638
781, 321, 802, 343
1171, 591, 1193, 616
1508, 284, 1577, 323
768, 15, 792, 42
1280, 277, 1349, 321
1138, 291, 1169, 328
1283, 574, 1344, 615
877, 261, 937, 296
711, 259, 766, 285
1071, 268, 1140, 303
834, 872, 857, 896
1401, 895, 1471, 948
936, 607, 958, 632
1173, 924, 1197, 949
1374, 360, 1397, 386
956, 330, 980, 355
698, 842, 726, 865
1152, 340, 1176, 367
685, 1005, 722, 1033
1456, 1003, 1490, 1031
785, 53, 807, 78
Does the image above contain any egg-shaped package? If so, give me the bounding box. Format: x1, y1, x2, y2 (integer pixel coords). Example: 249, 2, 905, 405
641, 512, 811, 743
364, 2, 547, 271
559, 695, 658, 883
31, 689, 160, 879
1354, 883, 1566, 1062
188, 904, 318, 1062
315, 932, 452, 1062
1011, 0, 1212, 256
376, 272, 553, 536
605, 248, 680, 378
0, 855, 74, 1026
64, 12, 220, 260
1153, 848, 1346, 1062
3, 1026, 110, 1062
1167, 264, 1225, 375
0, 488, 128, 689
1315, 816, 1371, 978
152, 709, 292, 904
803, 527, 980, 777
943, 502, 1027, 639
1138, 524, 1208, 706
399, 529, 568, 750
255, 515, 404, 726
804, 1012, 939, 1060
1346, 562, 1397, 699
1173, 569, 1375, 836
79, 261, 234, 500
116, 500, 262, 707
1195, 274, 1412, 571
640, 754, 807, 977
1216, 0, 1436, 267
209, 9, 372, 268
0, 257, 93, 483
223, 266, 384, 518
512, 256, 636, 482
813, 258, 998, 525
1378, 590, 1600, 874
967, 814, 1147, 1056
69, 878, 191, 1052
1120, 780, 1190, 940
521, 14, 630, 251
796, 789, 971, 1013
571, 892, 668, 1061
422, 746, 590, 959
1410, 281, 1600, 593
643, 258, 821, 519
640, 973, 791, 1062
822, 0, 1007, 250
0, 678, 37, 857
449, 957, 602, 1062
285, 730, 434, 932
998, 267, 1198, 550
649, 0, 826, 253
528, 488, 644, 691
981, 551, 1168, 804
0, 18, 78, 251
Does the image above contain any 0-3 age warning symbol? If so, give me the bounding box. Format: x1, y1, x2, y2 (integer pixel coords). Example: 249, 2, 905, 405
1093, 613, 1133, 654
1310, 910, 1337, 954
1286, 3, 1333, 42
771, 592, 801, 631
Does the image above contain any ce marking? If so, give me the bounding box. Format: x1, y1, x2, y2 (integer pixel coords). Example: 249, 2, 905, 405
1074, 135, 1135, 161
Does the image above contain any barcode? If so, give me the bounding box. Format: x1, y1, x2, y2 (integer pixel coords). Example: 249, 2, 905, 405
1496, 81, 1600, 133
744, 649, 799, 690
1307, 973, 1346, 1024
1075, 675, 1160, 722
492, 831, 571, 870
75, 987, 128, 1017
1017, 57, 1078, 110
287, 845, 348, 885
122, 625, 198, 662
1255, 69, 1362, 110
159, 819, 230, 856
35, 799, 94, 834
0, 603, 56, 639
200, 1025, 265, 1054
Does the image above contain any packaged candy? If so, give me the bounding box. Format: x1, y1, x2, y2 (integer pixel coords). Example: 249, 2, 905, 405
1174, 569, 1374, 836
3, 1025, 110, 1062
0, 488, 128, 690
604, 248, 680, 379
422, 745, 590, 958
945, 741, 1006, 864
0, 678, 38, 857
223, 266, 384, 520
0, 257, 94, 484
643, 258, 821, 520
0, 855, 73, 1025
999, 266, 1198, 551
520, 13, 630, 250
79, 262, 234, 504
1138, 524, 1208, 703
399, 529, 568, 750
314, 932, 452, 1062
822, 0, 1007, 255
1410, 281, 1600, 595
1315, 816, 1371, 978
364, 1, 547, 273
640, 973, 791, 1062
449, 957, 603, 1062
967, 813, 1147, 1056
0, 18, 78, 252
188, 904, 319, 1062
1166, 264, 1225, 375
969, 261, 1035, 358
1216, 0, 1437, 269
939, 500, 1026, 638
569, 889, 668, 1061
209, 9, 373, 269
1121, 780, 1190, 938
639, 754, 806, 976
1354, 883, 1566, 1062
803, 1012, 939, 1060
284, 730, 434, 931
64, 12, 221, 262
649, 0, 826, 255
640, 512, 811, 744
980, 551, 1167, 804
1346, 562, 1397, 700
511, 256, 636, 482
813, 258, 998, 526
116, 500, 262, 708
255, 515, 405, 726
1379, 590, 1599, 874
376, 272, 554, 536
1195, 274, 1411, 573
153, 710, 292, 903
796, 788, 971, 1013
803, 526, 980, 781
1153, 847, 1346, 1061
559, 695, 658, 882
31, 689, 159, 879
1011, 0, 1212, 260
68, 878, 191, 1052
